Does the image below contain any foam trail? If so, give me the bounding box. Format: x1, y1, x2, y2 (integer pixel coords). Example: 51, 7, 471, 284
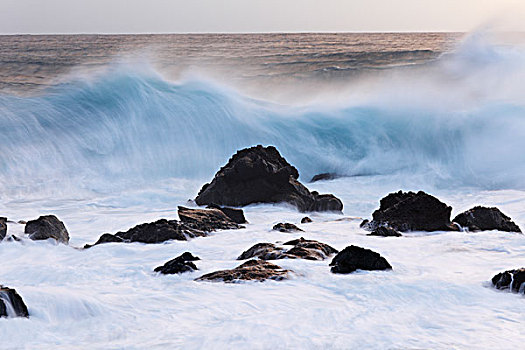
1, 34, 525, 198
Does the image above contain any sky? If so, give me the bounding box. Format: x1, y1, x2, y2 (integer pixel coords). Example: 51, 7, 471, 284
1, 0, 524, 34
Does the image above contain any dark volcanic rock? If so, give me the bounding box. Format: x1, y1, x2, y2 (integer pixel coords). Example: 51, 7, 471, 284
0, 217, 6, 241
330, 245, 392, 274
368, 226, 402, 237
25, 215, 70, 244
492, 268, 525, 293
238, 238, 338, 261
368, 191, 453, 232
273, 222, 303, 233
196, 260, 290, 282
310, 173, 338, 182
178, 206, 242, 231
86, 207, 243, 248
154, 252, 200, 275
301, 217, 312, 224
195, 145, 343, 212
453, 206, 521, 233
206, 204, 247, 224
0, 286, 29, 318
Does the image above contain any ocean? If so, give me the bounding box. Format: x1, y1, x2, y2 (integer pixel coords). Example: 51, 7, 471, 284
0, 33, 524, 349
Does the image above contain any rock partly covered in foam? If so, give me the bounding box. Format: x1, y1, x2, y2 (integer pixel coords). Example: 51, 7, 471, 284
238, 237, 337, 261
301, 217, 312, 224
365, 191, 454, 232
453, 206, 521, 233
310, 173, 339, 183
272, 222, 303, 233
195, 145, 343, 212
0, 286, 29, 318
491, 268, 525, 293
368, 226, 402, 237
154, 252, 200, 275
85, 207, 242, 248
206, 204, 247, 224
330, 245, 392, 274
196, 260, 290, 283
24, 215, 70, 244
0, 217, 6, 241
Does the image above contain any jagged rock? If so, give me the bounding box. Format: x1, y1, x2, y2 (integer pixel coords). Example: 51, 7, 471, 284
367, 191, 454, 232
24, 215, 70, 244
273, 223, 303, 233
492, 268, 525, 293
206, 204, 247, 224
178, 206, 242, 231
196, 260, 290, 282
154, 252, 200, 275
453, 207, 521, 233
330, 245, 392, 274
0, 217, 6, 241
238, 238, 337, 261
310, 173, 339, 182
368, 226, 402, 237
301, 217, 312, 224
86, 207, 243, 248
0, 286, 29, 318
195, 145, 343, 212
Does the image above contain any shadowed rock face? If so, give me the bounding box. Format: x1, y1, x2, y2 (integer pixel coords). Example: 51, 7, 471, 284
310, 173, 339, 183
195, 145, 343, 213
24, 215, 70, 244
154, 252, 200, 275
453, 207, 521, 233
0, 217, 6, 241
367, 191, 453, 232
492, 268, 525, 293
196, 260, 290, 282
238, 238, 338, 261
330, 245, 392, 274
85, 207, 242, 248
206, 204, 247, 224
272, 222, 303, 233
0, 286, 29, 318
368, 226, 402, 237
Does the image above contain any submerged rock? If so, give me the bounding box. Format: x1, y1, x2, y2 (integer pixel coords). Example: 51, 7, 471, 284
196, 260, 290, 282
491, 268, 525, 293
330, 245, 392, 274
0, 286, 29, 318
272, 222, 303, 233
301, 217, 312, 224
310, 173, 339, 182
0, 217, 6, 241
368, 226, 402, 237
367, 191, 454, 232
195, 145, 343, 212
453, 206, 521, 233
86, 207, 243, 248
206, 204, 247, 224
24, 215, 70, 244
154, 252, 200, 275
238, 237, 337, 261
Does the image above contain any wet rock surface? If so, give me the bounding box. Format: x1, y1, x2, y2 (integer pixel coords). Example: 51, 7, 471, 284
86, 207, 242, 248
330, 245, 392, 274
25, 215, 70, 244
196, 260, 290, 282
491, 268, 525, 293
238, 237, 337, 261
272, 222, 303, 233
453, 206, 521, 233
367, 191, 453, 232
154, 252, 200, 275
368, 226, 402, 237
301, 217, 312, 223
0, 286, 29, 318
195, 145, 343, 212
0, 217, 6, 241
206, 204, 247, 224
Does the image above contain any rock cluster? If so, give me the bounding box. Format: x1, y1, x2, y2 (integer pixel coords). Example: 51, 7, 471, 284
196, 260, 290, 282
154, 252, 200, 275
195, 145, 343, 212
330, 245, 392, 274
0, 286, 29, 318
238, 237, 338, 261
